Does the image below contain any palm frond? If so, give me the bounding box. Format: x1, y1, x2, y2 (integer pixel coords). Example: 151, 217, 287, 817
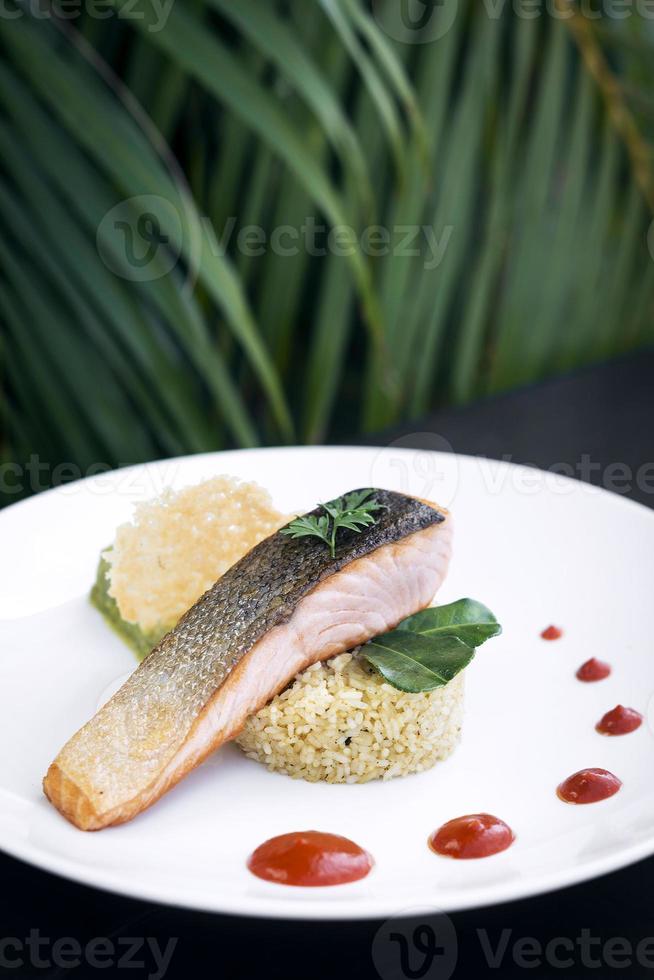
1, 0, 653, 505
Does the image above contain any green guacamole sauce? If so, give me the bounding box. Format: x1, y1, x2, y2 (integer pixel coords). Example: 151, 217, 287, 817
90, 551, 169, 661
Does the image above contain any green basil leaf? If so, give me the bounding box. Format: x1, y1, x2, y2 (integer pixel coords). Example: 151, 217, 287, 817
397, 598, 501, 648
363, 633, 475, 694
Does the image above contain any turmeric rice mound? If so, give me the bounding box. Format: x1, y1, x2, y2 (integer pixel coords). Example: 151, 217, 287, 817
237, 652, 465, 784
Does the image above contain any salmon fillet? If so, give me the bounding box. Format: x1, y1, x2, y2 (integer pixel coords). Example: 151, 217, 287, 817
44, 490, 452, 830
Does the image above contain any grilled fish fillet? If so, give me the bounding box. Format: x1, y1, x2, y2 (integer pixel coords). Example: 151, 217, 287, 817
44, 490, 452, 830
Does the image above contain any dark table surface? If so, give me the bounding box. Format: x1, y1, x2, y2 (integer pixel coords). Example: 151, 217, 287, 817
2, 352, 654, 980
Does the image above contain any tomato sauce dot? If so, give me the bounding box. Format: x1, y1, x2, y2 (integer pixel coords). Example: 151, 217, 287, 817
541, 625, 563, 641
576, 658, 611, 682
428, 813, 515, 860
557, 768, 622, 804
596, 705, 643, 736
247, 831, 373, 886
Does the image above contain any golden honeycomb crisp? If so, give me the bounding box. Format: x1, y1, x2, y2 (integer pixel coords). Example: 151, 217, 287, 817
106, 477, 286, 632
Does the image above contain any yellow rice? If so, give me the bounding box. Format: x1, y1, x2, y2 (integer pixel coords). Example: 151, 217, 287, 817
236, 652, 464, 783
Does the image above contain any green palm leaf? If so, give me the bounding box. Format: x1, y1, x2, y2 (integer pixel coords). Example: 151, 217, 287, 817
1, 13, 292, 440
1, 0, 654, 507
107, 0, 384, 344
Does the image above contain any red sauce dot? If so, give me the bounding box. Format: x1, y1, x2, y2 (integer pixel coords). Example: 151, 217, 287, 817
596, 705, 643, 736
541, 625, 563, 641
429, 814, 515, 860
247, 831, 373, 887
576, 658, 611, 682
557, 768, 622, 804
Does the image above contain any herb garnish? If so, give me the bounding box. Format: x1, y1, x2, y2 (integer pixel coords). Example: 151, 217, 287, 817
281, 489, 384, 558
362, 598, 501, 692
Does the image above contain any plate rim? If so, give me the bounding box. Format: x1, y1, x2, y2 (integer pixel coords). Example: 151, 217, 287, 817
3, 826, 654, 920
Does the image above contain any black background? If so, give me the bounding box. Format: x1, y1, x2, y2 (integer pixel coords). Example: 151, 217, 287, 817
2, 352, 654, 980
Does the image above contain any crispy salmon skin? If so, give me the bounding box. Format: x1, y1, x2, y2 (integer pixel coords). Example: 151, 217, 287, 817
44, 489, 452, 830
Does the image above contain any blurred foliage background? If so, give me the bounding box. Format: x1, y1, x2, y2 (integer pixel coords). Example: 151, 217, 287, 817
1, 0, 653, 506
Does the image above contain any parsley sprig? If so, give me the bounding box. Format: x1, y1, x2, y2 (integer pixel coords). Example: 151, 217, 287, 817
281, 489, 384, 557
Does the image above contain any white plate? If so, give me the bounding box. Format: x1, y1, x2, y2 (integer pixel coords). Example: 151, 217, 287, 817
1, 445, 654, 920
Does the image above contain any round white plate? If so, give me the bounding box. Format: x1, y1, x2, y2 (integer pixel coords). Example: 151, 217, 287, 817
1, 445, 654, 920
